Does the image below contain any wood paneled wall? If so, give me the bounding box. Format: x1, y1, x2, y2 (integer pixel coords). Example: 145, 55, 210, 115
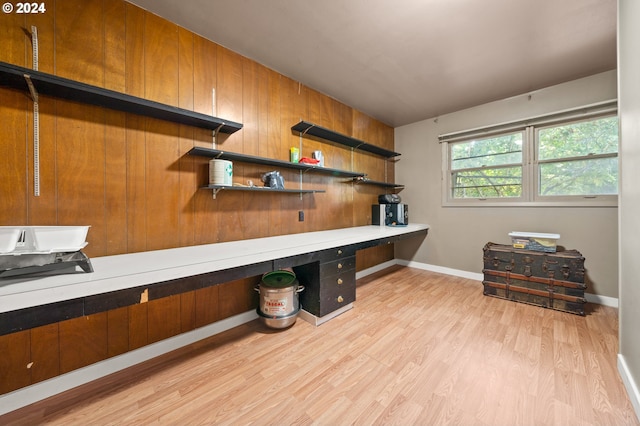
0, 276, 259, 395
0, 0, 395, 395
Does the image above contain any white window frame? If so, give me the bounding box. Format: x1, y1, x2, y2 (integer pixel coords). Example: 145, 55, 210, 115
440, 101, 618, 207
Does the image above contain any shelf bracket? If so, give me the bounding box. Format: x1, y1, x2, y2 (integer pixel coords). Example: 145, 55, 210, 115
353, 142, 366, 152
212, 122, 225, 148
24, 74, 38, 102
211, 187, 222, 199
300, 123, 315, 136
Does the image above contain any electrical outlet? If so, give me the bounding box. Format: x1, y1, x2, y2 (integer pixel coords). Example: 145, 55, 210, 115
298, 210, 304, 221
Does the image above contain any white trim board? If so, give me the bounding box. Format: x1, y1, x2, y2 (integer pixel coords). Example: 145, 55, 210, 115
618, 354, 640, 422
396, 259, 619, 308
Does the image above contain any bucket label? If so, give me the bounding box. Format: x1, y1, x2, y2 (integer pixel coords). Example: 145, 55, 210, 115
264, 297, 288, 315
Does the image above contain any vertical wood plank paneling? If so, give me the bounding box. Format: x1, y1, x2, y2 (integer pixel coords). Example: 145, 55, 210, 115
104, 108, 128, 255
239, 59, 269, 239
332, 101, 355, 229
144, 118, 181, 251
180, 291, 196, 333
59, 314, 108, 374
148, 295, 182, 344
124, 3, 145, 98
265, 70, 283, 235
0, 89, 28, 226
307, 91, 354, 231
0, 331, 30, 394
195, 286, 219, 328
125, 5, 147, 252
193, 35, 219, 245
242, 58, 260, 157
144, 14, 181, 251
216, 47, 245, 242
0, 13, 27, 227
103, 0, 128, 255
144, 14, 179, 106
279, 77, 308, 235
193, 36, 217, 118
178, 28, 196, 247
107, 307, 129, 358
54, 0, 106, 256
216, 46, 243, 151
128, 303, 148, 350
54, 100, 107, 257
30, 324, 60, 384
218, 277, 259, 319
0, 8, 25, 66
125, 115, 147, 253
104, 0, 126, 92
54, 0, 104, 86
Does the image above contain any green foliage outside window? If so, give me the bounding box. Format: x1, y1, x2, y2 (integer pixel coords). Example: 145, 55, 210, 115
538, 116, 618, 196
449, 115, 618, 200
451, 133, 523, 198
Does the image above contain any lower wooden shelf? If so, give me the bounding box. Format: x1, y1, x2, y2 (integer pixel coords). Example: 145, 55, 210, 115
202, 184, 325, 198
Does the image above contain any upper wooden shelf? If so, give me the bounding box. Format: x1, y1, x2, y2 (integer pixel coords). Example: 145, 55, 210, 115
0, 61, 243, 134
291, 121, 400, 158
188, 147, 365, 178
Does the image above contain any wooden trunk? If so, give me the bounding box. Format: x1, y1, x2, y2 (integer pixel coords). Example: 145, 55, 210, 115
482, 242, 587, 316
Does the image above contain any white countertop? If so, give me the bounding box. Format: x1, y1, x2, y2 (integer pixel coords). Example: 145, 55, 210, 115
0, 224, 428, 313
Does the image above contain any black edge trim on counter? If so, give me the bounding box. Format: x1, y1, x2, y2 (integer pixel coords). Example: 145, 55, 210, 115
0, 260, 273, 336
0, 230, 427, 336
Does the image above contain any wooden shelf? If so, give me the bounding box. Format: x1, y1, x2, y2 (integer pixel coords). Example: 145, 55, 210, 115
353, 177, 404, 190
188, 147, 365, 178
0, 61, 242, 133
291, 121, 400, 158
202, 185, 325, 199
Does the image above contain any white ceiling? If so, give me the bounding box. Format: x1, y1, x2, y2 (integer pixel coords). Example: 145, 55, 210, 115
127, 0, 617, 127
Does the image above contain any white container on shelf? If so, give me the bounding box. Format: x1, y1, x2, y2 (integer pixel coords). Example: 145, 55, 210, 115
0, 228, 22, 253
209, 159, 233, 186
32, 226, 90, 252
508, 231, 560, 252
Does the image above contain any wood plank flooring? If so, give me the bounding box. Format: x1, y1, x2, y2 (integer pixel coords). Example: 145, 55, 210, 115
2, 266, 638, 425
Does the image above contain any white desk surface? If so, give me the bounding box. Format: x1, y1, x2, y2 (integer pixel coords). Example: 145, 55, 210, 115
0, 224, 429, 313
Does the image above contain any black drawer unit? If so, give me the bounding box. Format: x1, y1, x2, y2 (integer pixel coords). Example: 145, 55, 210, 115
293, 247, 356, 317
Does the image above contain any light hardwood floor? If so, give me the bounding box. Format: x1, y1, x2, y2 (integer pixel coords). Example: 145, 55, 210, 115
2, 266, 638, 425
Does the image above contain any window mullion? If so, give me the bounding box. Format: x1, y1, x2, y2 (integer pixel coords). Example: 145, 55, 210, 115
524, 126, 535, 202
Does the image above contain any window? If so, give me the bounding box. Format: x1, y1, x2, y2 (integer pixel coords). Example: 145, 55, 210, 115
536, 116, 619, 198
450, 132, 523, 199
441, 104, 618, 206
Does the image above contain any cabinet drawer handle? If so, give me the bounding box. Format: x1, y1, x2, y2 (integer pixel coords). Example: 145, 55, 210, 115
337, 296, 344, 303
337, 263, 343, 269
337, 278, 343, 285
337, 249, 343, 255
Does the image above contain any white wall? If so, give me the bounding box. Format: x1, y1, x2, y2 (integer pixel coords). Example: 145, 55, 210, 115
617, 0, 640, 417
395, 70, 619, 299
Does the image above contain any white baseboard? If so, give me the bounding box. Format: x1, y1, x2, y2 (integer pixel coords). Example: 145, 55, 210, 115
396, 259, 484, 281
618, 354, 640, 421
299, 303, 353, 326
0, 310, 258, 416
584, 292, 618, 308
393, 259, 619, 308
355, 259, 398, 280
